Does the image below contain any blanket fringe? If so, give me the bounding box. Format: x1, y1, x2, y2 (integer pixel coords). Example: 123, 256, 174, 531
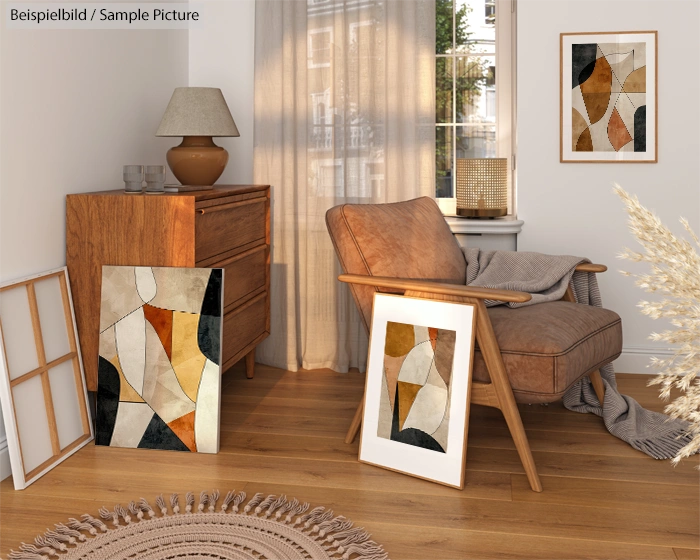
9, 491, 389, 560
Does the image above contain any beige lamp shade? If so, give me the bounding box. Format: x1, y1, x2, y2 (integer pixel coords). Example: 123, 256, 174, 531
156, 87, 239, 137
456, 158, 508, 218
156, 87, 239, 185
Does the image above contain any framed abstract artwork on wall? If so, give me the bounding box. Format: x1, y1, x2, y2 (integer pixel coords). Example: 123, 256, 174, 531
97, 265, 223, 454
359, 294, 476, 489
561, 31, 657, 163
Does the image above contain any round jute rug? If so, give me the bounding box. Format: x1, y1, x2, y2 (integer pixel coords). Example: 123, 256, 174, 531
8, 491, 389, 560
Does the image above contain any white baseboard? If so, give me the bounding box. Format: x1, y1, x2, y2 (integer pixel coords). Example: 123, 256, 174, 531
0, 437, 10, 481
613, 346, 673, 375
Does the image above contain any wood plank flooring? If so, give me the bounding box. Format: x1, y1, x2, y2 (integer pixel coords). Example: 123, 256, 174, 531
1, 366, 698, 559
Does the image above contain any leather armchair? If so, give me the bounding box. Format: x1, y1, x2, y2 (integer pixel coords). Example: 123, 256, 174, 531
326, 197, 622, 492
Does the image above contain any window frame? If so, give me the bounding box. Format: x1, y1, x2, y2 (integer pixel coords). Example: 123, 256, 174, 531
435, 0, 517, 217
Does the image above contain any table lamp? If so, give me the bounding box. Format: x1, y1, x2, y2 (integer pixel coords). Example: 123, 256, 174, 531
156, 87, 239, 185
455, 158, 508, 218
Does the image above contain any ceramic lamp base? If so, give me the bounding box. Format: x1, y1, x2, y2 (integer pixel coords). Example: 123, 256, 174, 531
166, 136, 228, 186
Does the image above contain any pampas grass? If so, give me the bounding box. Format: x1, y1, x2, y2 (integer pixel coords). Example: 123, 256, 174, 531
615, 184, 700, 465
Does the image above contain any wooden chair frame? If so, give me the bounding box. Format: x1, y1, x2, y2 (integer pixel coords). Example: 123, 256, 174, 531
340, 263, 608, 493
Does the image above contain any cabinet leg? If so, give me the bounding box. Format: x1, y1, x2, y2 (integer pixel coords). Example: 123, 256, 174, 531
245, 350, 255, 379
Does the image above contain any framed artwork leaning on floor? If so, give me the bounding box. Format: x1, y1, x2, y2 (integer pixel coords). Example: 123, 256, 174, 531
561, 31, 657, 163
359, 294, 476, 489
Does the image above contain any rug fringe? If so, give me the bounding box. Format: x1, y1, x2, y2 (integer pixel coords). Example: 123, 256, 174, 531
9, 490, 390, 560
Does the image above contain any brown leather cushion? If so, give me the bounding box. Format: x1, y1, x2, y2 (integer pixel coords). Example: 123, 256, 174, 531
326, 197, 466, 331
473, 301, 623, 403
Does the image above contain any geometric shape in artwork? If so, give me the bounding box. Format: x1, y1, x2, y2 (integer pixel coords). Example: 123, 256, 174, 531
168, 411, 197, 452
194, 358, 221, 454
622, 66, 646, 93
137, 412, 190, 451
360, 294, 475, 489
142, 321, 195, 424
33, 276, 71, 363
148, 267, 212, 314
571, 43, 597, 88
134, 267, 158, 303
11, 374, 53, 474
97, 266, 222, 453
608, 107, 633, 151
607, 51, 635, 92
397, 381, 422, 430
0, 286, 39, 379
114, 306, 147, 395
171, 311, 208, 402
579, 55, 611, 95
100, 266, 148, 332
384, 321, 415, 358
96, 356, 121, 446
571, 108, 589, 150
143, 304, 173, 360
48, 360, 84, 449
0, 267, 93, 490
634, 106, 647, 152
576, 126, 593, 151
109, 402, 156, 448
582, 93, 611, 125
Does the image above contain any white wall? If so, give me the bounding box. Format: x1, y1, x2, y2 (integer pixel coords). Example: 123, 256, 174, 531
189, 0, 256, 184
0, 21, 189, 479
517, 0, 700, 373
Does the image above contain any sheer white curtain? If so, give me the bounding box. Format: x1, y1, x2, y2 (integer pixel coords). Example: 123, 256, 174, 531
254, 0, 435, 372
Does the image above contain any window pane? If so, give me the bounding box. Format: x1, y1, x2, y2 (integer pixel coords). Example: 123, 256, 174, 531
456, 56, 495, 124
456, 0, 496, 54
436, 0, 454, 54
436, 58, 453, 124
436, 126, 454, 198
456, 125, 496, 159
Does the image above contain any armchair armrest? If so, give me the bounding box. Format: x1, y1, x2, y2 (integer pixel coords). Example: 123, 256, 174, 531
338, 274, 532, 304
575, 263, 607, 273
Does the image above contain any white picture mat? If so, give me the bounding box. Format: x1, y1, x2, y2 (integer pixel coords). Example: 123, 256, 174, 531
0, 267, 93, 490
561, 32, 656, 162
359, 294, 475, 488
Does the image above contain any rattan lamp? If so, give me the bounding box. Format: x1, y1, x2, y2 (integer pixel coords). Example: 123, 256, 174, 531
455, 158, 508, 218
156, 87, 239, 186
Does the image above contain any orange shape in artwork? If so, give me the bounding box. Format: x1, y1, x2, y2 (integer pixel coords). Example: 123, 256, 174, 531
143, 304, 173, 360
397, 381, 422, 431
622, 66, 646, 93
576, 127, 593, 151
167, 411, 197, 452
428, 327, 438, 351
607, 108, 632, 152
580, 56, 612, 94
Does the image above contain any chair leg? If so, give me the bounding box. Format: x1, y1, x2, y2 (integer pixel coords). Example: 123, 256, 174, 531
345, 400, 363, 444
473, 300, 543, 493
589, 369, 605, 406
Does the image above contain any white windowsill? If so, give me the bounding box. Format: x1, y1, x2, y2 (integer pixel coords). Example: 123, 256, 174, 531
444, 215, 524, 235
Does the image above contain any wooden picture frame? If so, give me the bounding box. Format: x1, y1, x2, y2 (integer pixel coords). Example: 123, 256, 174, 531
560, 31, 657, 163
0, 267, 93, 490
359, 293, 476, 489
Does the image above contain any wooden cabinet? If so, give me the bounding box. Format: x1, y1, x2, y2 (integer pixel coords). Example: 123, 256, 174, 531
66, 185, 270, 391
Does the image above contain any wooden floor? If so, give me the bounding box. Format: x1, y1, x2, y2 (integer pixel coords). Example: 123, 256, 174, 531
1, 365, 698, 559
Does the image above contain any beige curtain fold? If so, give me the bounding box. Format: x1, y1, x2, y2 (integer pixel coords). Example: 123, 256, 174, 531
254, 0, 436, 372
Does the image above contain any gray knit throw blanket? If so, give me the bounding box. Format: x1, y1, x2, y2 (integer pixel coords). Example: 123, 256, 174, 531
463, 248, 694, 460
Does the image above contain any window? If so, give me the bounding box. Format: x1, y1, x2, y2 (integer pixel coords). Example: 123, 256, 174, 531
435, 0, 515, 215
308, 28, 332, 68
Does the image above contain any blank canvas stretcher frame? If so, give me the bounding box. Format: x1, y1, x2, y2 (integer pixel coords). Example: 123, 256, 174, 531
0, 267, 93, 490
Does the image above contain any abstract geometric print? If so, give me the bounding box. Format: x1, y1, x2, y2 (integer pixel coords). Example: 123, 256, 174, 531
377, 321, 456, 453
571, 41, 646, 153
97, 266, 223, 453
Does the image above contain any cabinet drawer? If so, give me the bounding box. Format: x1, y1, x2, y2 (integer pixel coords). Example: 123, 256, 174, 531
220, 247, 267, 310
195, 198, 266, 262
222, 293, 267, 366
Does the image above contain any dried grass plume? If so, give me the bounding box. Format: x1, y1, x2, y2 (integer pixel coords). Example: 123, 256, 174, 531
615, 184, 700, 464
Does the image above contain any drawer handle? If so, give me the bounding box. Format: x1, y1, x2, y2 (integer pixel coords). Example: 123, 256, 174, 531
197, 198, 265, 215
